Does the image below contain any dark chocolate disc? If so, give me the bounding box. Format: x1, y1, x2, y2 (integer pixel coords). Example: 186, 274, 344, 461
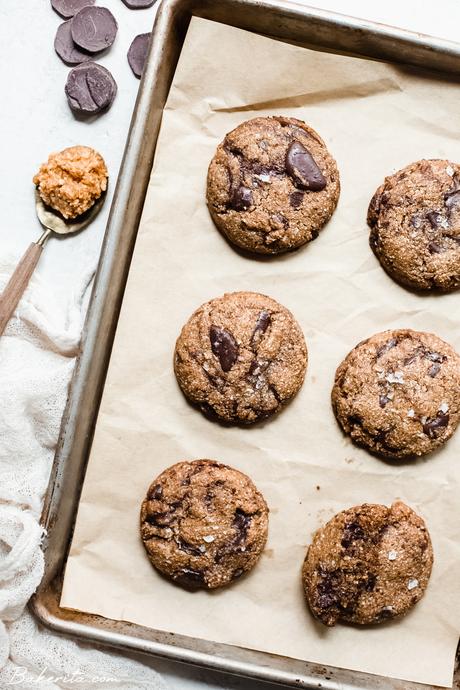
121, 0, 156, 7
127, 33, 151, 78
55, 21, 92, 65
71, 6, 118, 53
65, 63, 117, 115
51, 0, 95, 19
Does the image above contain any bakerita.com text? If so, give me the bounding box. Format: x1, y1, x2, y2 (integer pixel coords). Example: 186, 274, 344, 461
5, 667, 117, 685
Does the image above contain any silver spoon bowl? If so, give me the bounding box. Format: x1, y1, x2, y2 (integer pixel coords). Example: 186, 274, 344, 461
35, 188, 107, 244
0, 187, 107, 337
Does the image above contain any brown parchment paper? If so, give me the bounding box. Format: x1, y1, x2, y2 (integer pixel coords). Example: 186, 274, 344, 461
61, 17, 460, 687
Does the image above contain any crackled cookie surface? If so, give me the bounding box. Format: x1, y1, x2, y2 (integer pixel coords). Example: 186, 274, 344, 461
174, 291, 307, 424
140, 460, 269, 589
207, 116, 340, 254
332, 329, 460, 459
302, 501, 433, 626
33, 145, 108, 219
368, 159, 460, 290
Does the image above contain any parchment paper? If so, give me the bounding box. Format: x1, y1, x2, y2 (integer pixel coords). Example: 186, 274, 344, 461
61, 18, 460, 687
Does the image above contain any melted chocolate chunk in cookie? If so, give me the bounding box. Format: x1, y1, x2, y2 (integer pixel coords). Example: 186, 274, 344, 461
251, 310, 271, 347
210, 325, 239, 372
230, 185, 253, 211
285, 141, 326, 191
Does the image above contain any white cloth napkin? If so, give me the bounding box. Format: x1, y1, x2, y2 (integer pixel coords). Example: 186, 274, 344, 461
0, 251, 167, 689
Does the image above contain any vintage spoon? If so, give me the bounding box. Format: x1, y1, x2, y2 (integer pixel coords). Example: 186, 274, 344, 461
0, 189, 106, 337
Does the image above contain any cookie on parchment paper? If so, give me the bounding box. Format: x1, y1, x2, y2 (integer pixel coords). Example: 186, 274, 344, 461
140, 459, 269, 589
302, 501, 433, 626
368, 159, 460, 291
207, 116, 340, 255
332, 328, 460, 460
174, 291, 308, 424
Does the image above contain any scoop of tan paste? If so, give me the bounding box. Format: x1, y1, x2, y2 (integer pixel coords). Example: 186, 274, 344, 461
33, 145, 107, 219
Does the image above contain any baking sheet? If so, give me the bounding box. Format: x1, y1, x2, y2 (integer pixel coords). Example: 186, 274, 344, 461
61, 17, 460, 687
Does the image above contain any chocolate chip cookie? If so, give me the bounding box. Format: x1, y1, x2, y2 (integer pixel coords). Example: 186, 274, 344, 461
302, 501, 433, 626
332, 329, 460, 459
368, 159, 460, 290
174, 291, 307, 424
140, 459, 269, 589
206, 116, 340, 255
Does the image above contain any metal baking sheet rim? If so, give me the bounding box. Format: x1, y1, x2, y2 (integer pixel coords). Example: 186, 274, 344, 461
30, 0, 460, 688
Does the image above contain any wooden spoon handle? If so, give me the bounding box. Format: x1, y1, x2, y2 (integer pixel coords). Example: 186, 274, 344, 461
0, 243, 43, 337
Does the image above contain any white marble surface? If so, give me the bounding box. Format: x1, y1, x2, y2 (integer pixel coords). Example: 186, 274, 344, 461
0, 1, 459, 688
